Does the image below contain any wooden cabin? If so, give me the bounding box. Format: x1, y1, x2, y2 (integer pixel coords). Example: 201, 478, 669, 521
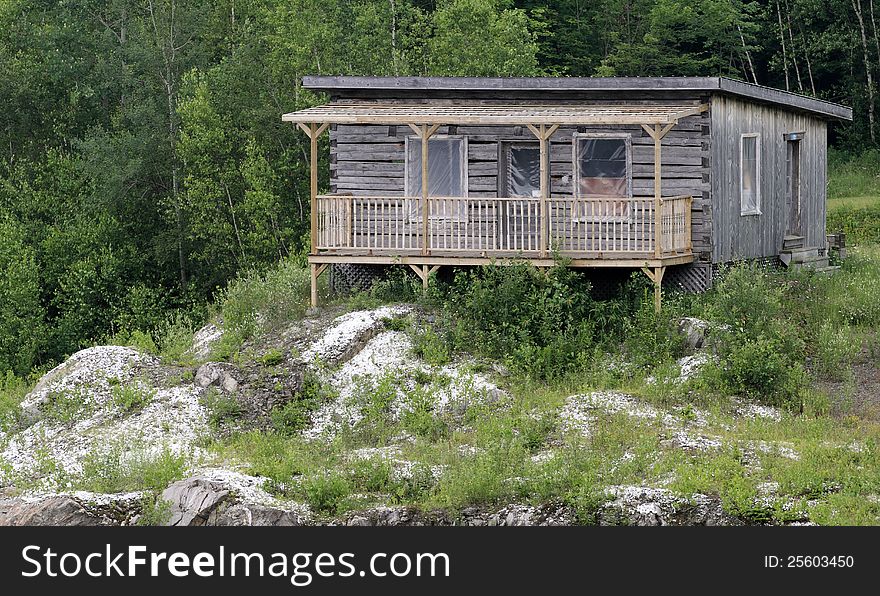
282, 77, 852, 309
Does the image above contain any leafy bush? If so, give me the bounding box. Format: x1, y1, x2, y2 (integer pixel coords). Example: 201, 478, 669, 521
111, 383, 155, 414
42, 389, 92, 424
814, 322, 858, 381
216, 259, 310, 354
200, 388, 243, 430
438, 262, 603, 380
301, 471, 352, 514
0, 371, 28, 432
77, 444, 188, 493
271, 372, 336, 436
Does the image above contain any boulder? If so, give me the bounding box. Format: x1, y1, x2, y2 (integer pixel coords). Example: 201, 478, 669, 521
161, 478, 231, 526
678, 317, 710, 351
188, 323, 223, 361
0, 492, 143, 526
208, 503, 307, 526
194, 362, 240, 393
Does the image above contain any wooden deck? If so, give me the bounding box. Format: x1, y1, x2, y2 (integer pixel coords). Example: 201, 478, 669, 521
311, 194, 693, 267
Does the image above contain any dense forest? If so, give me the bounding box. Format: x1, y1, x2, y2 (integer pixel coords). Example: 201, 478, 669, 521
0, 0, 877, 377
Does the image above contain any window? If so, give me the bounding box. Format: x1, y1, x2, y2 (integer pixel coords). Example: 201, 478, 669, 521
502, 143, 541, 197
740, 134, 761, 215
405, 136, 467, 221
405, 136, 467, 197
574, 134, 631, 198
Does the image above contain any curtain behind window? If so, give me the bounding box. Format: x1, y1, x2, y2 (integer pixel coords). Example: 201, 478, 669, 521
407, 137, 465, 221
741, 136, 759, 213
576, 137, 628, 197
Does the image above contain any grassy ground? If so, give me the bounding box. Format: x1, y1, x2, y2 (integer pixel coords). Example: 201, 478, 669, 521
194, 248, 880, 525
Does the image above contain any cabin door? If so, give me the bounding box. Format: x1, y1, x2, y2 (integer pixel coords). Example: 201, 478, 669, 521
499, 142, 541, 251
785, 137, 802, 237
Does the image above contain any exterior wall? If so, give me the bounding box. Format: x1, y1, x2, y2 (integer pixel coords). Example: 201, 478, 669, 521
328, 98, 711, 261
709, 95, 828, 262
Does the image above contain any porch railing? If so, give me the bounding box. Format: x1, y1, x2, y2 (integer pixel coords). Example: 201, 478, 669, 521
315, 194, 692, 258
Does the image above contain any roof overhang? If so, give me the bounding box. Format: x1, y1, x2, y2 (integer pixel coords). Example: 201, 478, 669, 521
298, 76, 853, 121
282, 102, 709, 126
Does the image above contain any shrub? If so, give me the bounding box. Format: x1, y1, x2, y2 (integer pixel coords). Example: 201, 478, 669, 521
77, 444, 188, 493
216, 259, 310, 353
42, 389, 91, 424
0, 371, 28, 432
259, 348, 284, 366
711, 334, 807, 409
814, 322, 857, 381
827, 206, 880, 245
271, 372, 336, 436
111, 383, 155, 414
439, 262, 600, 380
301, 471, 352, 514
400, 383, 449, 441
411, 325, 451, 366
200, 388, 242, 430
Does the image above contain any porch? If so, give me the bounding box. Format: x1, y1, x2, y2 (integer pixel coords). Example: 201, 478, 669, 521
283, 102, 707, 309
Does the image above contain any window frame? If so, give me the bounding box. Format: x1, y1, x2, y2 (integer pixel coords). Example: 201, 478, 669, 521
572, 132, 633, 199
403, 134, 469, 198
740, 132, 762, 216
499, 140, 541, 198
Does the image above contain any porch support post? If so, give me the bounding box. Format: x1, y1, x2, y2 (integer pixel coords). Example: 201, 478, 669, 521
641, 265, 666, 313
408, 264, 441, 292
641, 122, 676, 260
528, 124, 559, 258
309, 262, 329, 308
408, 123, 441, 256
297, 122, 330, 256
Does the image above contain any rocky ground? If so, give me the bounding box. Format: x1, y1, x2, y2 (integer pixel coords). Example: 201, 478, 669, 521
0, 303, 856, 526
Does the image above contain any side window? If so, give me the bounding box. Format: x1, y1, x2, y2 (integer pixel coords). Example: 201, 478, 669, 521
502, 142, 541, 198
405, 136, 466, 197
574, 135, 631, 198
740, 133, 761, 215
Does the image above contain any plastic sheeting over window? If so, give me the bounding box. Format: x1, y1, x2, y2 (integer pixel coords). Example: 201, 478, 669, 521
406, 137, 466, 221
576, 137, 628, 198
506, 145, 541, 198
741, 135, 760, 214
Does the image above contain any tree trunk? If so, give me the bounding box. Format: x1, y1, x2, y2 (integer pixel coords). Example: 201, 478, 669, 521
853, 0, 877, 142
776, 0, 791, 91
783, 0, 804, 92
737, 24, 758, 84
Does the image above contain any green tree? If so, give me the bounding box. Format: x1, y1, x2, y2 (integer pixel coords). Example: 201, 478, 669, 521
0, 218, 45, 375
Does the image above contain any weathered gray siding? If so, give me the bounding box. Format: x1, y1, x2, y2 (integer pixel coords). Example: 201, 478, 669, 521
710, 95, 827, 262
329, 99, 712, 261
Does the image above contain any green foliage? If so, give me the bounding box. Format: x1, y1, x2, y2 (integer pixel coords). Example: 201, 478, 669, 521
0, 371, 28, 432
214, 259, 311, 357
410, 326, 452, 366
440, 263, 591, 377
0, 218, 45, 375
259, 348, 285, 366
111, 383, 155, 414
827, 206, 880, 246
42, 390, 92, 425
828, 149, 880, 201
427, 0, 542, 76
200, 389, 243, 431
137, 494, 174, 526
301, 472, 353, 515
77, 444, 188, 494
270, 374, 333, 436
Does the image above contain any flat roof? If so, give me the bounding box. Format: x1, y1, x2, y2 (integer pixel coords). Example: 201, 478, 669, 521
300, 76, 852, 121
282, 102, 708, 126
